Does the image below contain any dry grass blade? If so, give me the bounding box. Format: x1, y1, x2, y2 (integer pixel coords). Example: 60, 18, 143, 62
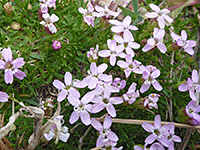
2, 137, 13, 150
96, 118, 200, 129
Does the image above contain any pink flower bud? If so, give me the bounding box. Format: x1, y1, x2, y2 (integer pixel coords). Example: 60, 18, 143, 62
52, 41, 61, 50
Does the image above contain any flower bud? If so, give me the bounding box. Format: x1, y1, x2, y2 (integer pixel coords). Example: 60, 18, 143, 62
52, 40, 61, 50
4, 2, 13, 15
11, 22, 21, 30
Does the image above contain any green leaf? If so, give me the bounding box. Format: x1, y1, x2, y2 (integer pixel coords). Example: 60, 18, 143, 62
29, 52, 41, 60
119, 6, 137, 20
26, 82, 37, 96
132, 0, 138, 15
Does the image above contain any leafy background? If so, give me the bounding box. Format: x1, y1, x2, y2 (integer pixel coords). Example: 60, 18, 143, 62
0, 0, 200, 149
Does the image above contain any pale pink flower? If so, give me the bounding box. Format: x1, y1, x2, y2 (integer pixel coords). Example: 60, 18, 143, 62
87, 44, 99, 60
91, 115, 118, 147
53, 72, 80, 102
40, 13, 59, 34
117, 54, 143, 78
52, 40, 61, 50
123, 82, 140, 104
112, 77, 126, 90
109, 16, 138, 34
140, 65, 162, 93
144, 93, 160, 109
78, 2, 95, 27
145, 4, 173, 28
114, 30, 140, 57
98, 39, 125, 66
178, 70, 200, 101
93, 5, 119, 18
68, 91, 95, 125
0, 47, 26, 84
142, 28, 167, 53
40, 0, 56, 14
185, 101, 200, 121
171, 30, 197, 55
92, 87, 123, 117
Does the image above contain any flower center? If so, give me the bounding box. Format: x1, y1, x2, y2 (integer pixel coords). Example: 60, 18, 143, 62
188, 108, 194, 114
6, 63, 13, 69
154, 129, 160, 136
103, 98, 109, 104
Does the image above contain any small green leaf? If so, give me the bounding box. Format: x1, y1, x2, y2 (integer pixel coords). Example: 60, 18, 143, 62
132, 0, 138, 15
29, 52, 41, 60
119, 6, 137, 20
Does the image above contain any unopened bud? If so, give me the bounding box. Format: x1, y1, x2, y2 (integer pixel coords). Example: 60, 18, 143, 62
4, 2, 13, 15
52, 40, 61, 50
11, 22, 21, 30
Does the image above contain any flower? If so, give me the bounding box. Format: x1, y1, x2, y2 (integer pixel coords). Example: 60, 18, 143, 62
140, 65, 162, 93
93, 5, 119, 18
112, 77, 126, 90
78, 2, 95, 27
149, 142, 165, 150
0, 47, 26, 84
145, 4, 173, 28
114, 29, 140, 57
185, 101, 200, 121
43, 115, 70, 143
80, 62, 108, 89
142, 28, 167, 53
40, 0, 56, 14
98, 39, 125, 66
0, 92, 9, 103
144, 93, 160, 109
91, 115, 118, 147
117, 54, 143, 78
92, 86, 123, 117
109, 15, 138, 34
123, 82, 140, 104
53, 72, 80, 102
171, 30, 197, 55
142, 115, 169, 147
178, 70, 200, 101
40, 13, 59, 34
68, 91, 95, 125
52, 40, 61, 50
87, 44, 99, 61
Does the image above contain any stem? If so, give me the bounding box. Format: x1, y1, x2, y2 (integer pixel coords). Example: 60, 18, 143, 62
9, 97, 20, 103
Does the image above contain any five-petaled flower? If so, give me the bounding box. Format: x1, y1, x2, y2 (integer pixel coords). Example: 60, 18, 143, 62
0, 47, 26, 84
91, 115, 118, 147
145, 4, 173, 28
171, 30, 197, 55
40, 13, 59, 34
178, 70, 200, 101
142, 28, 167, 53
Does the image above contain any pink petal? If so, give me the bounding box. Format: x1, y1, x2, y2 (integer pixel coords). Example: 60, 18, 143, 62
114, 35, 124, 44
181, 30, 187, 41
57, 90, 67, 102
149, 142, 165, 150
140, 83, 150, 93
11, 58, 25, 68
129, 42, 140, 49
88, 77, 98, 89
142, 44, 153, 52
108, 40, 117, 51
0, 60, 5, 69
149, 4, 160, 13
156, 42, 167, 53
92, 103, 105, 113
96, 136, 104, 147
189, 89, 197, 100
192, 70, 198, 83
125, 54, 133, 64
67, 95, 80, 106
98, 50, 111, 57
68, 87, 80, 98
124, 29, 134, 42
80, 111, 91, 125
154, 115, 161, 129
152, 80, 163, 91
178, 84, 188, 91
170, 32, 181, 41
111, 26, 124, 33
91, 118, 103, 131
145, 134, 156, 144
110, 97, 123, 105
110, 55, 116, 66
59, 132, 70, 142
124, 69, 132, 78
117, 60, 128, 68
50, 14, 59, 23
157, 17, 165, 28
106, 104, 116, 117
163, 15, 173, 23
129, 25, 138, 31
53, 80, 65, 90
81, 91, 95, 104
142, 122, 154, 132
2, 47, 12, 62
4, 71, 13, 84
187, 40, 196, 47
151, 69, 160, 78
108, 19, 121, 26
0, 92, 9, 102
122, 16, 131, 27
145, 12, 158, 18
97, 63, 108, 74
184, 47, 194, 55
69, 111, 79, 124
107, 130, 118, 141
13, 70, 26, 80
90, 62, 98, 75
64, 72, 72, 86
125, 47, 135, 57
103, 115, 112, 129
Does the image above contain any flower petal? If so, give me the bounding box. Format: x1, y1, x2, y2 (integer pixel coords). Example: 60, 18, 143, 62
57, 90, 67, 102
13, 70, 26, 80
69, 111, 79, 124
4, 71, 13, 84
149, 4, 160, 13
145, 12, 158, 18
103, 115, 112, 129
80, 111, 91, 125
2, 47, 12, 62
106, 104, 116, 117
91, 118, 103, 131
53, 80, 65, 90
64, 72, 72, 86
156, 42, 167, 53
